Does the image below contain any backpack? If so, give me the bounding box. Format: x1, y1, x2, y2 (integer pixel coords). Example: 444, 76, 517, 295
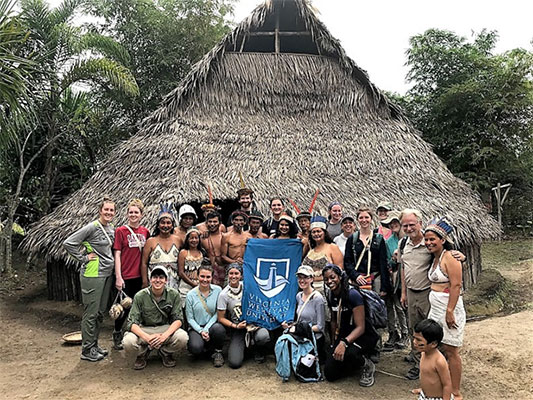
398, 236, 408, 256
359, 288, 388, 329
275, 323, 322, 383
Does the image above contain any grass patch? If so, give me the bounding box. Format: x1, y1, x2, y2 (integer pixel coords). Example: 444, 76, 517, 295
464, 269, 510, 318
465, 238, 533, 319
481, 238, 533, 270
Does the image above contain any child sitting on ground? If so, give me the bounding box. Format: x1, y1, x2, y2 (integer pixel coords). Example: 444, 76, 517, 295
413, 319, 453, 400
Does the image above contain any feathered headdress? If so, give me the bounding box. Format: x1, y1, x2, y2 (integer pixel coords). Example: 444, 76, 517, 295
158, 201, 175, 221
201, 185, 219, 211
310, 215, 328, 230
425, 216, 454, 244
290, 189, 320, 219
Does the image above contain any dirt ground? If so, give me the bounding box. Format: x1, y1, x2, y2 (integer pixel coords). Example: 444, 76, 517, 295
1, 240, 532, 400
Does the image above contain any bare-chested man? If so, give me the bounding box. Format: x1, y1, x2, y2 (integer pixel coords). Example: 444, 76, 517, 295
296, 211, 311, 257
296, 211, 311, 240
248, 211, 268, 239
197, 204, 226, 237
174, 204, 197, 243
221, 211, 252, 265
141, 209, 182, 290
201, 211, 225, 285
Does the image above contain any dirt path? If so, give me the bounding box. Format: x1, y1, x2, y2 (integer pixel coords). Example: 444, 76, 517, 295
1, 247, 532, 399
0, 293, 416, 400
2, 293, 532, 399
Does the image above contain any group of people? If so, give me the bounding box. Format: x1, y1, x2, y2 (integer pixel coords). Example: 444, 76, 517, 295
63, 187, 467, 400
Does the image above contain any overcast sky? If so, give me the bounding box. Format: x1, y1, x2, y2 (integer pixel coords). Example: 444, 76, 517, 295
233, 0, 533, 94
46, 0, 533, 94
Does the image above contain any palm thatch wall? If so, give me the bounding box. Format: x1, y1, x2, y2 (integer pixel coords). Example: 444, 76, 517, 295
22, 0, 498, 300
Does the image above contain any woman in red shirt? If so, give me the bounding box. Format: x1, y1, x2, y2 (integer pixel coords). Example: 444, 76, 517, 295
112, 199, 150, 349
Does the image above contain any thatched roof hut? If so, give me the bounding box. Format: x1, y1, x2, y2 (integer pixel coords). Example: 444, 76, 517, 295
23, 0, 498, 299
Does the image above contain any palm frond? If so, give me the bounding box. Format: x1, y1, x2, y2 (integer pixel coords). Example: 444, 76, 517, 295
0, 0, 35, 141
0, 0, 17, 26
49, 0, 85, 26
78, 32, 131, 66
60, 87, 89, 118
48, 22, 82, 59
61, 57, 139, 96
20, 0, 52, 41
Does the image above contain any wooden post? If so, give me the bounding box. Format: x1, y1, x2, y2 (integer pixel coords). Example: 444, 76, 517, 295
491, 183, 512, 240
275, 6, 280, 54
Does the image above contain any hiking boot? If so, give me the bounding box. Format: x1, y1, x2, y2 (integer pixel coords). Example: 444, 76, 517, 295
80, 347, 105, 362
404, 353, 416, 363
134, 350, 150, 370
395, 336, 409, 350
212, 350, 224, 368
359, 357, 376, 387
159, 350, 176, 368
382, 342, 395, 352
383, 331, 400, 352
95, 344, 109, 356
406, 365, 420, 380
112, 330, 124, 350
254, 351, 265, 364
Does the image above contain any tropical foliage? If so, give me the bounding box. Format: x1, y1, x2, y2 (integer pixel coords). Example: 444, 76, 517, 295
0, 0, 233, 273
1, 0, 140, 272
397, 29, 533, 228
87, 0, 235, 123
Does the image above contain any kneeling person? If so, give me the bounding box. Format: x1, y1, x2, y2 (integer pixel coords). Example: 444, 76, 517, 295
186, 265, 226, 367
322, 264, 379, 387
123, 266, 188, 370
217, 263, 270, 368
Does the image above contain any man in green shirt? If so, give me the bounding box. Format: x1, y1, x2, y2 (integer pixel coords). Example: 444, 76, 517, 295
123, 266, 188, 369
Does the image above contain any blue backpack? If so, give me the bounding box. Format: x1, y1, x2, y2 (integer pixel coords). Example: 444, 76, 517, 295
275, 324, 322, 383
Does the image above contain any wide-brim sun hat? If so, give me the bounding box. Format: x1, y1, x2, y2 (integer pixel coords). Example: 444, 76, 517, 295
381, 210, 401, 226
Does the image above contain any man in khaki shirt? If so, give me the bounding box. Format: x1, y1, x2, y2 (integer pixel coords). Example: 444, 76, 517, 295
399, 209, 465, 380
123, 266, 188, 369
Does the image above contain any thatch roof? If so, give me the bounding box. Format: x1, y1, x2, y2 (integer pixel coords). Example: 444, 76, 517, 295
22, 0, 499, 263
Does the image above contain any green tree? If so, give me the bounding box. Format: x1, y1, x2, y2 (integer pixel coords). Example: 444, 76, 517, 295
0, 0, 35, 273
0, 0, 35, 143
400, 29, 533, 227
87, 0, 235, 123
0, 0, 139, 273
19, 0, 139, 217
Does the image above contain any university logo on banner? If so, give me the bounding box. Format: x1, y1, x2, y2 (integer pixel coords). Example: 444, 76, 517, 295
242, 239, 303, 330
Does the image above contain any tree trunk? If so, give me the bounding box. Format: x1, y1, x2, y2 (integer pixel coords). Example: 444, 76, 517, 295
40, 85, 59, 218
1, 135, 34, 275
0, 201, 17, 275
461, 243, 482, 290
0, 229, 6, 273
40, 138, 55, 217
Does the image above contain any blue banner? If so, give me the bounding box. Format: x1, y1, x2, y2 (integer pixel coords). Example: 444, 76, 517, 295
242, 239, 303, 330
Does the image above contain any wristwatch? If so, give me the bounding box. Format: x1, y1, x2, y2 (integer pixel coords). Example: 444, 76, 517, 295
340, 338, 350, 348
